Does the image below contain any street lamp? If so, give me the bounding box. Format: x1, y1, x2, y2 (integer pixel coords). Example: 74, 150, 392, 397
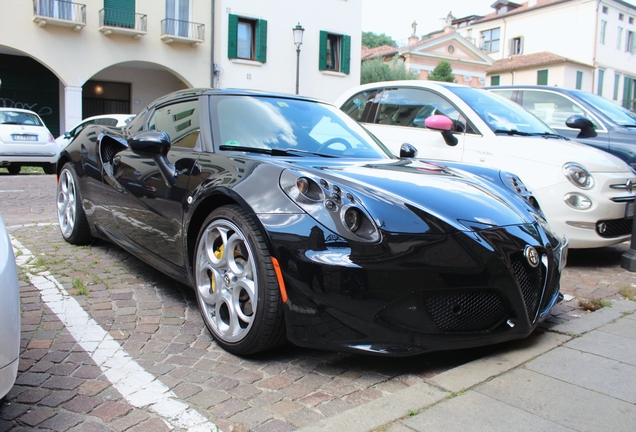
293, 22, 305, 95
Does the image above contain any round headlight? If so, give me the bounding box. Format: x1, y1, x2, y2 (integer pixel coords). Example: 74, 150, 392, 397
564, 193, 592, 210
563, 163, 594, 189
344, 208, 361, 232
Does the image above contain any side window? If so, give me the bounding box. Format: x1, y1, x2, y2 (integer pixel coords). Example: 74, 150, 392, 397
147, 99, 201, 149
518, 91, 599, 129
319, 31, 351, 74
228, 14, 267, 62
96, 118, 119, 126
339, 90, 379, 122
71, 120, 96, 137
372, 88, 475, 134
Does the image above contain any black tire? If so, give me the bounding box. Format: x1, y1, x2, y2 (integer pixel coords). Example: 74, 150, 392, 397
43, 163, 56, 175
7, 165, 20, 175
57, 162, 92, 245
194, 205, 286, 355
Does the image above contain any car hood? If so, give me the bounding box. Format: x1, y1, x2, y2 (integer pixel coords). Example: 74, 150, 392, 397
498, 135, 631, 172
287, 158, 536, 234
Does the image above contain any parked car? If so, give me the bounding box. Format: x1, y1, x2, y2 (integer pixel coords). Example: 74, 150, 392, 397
336, 81, 636, 249
485, 85, 636, 169
0, 215, 20, 400
56, 88, 566, 357
56, 114, 135, 155
0, 107, 57, 174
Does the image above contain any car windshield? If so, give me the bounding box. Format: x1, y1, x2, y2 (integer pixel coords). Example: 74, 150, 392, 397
0, 110, 43, 126
211, 96, 393, 158
574, 91, 636, 127
446, 86, 555, 135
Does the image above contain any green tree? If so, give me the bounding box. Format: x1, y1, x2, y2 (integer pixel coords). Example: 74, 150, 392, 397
427, 60, 455, 82
361, 55, 419, 84
362, 31, 396, 48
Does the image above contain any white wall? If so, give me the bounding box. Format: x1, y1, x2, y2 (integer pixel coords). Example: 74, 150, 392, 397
216, 0, 362, 103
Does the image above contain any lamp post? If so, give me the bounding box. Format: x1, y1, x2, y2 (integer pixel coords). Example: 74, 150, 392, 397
293, 23, 305, 95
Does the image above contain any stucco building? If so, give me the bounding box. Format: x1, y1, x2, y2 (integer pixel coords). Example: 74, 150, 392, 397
453, 0, 636, 109
0, 0, 361, 136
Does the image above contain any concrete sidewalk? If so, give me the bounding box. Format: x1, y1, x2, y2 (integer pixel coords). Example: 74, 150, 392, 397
299, 300, 636, 432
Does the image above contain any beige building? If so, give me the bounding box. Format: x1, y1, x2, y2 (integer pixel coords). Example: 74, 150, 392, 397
0, 0, 361, 136
453, 0, 636, 108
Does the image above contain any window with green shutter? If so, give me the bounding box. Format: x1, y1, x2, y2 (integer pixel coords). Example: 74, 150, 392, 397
104, 0, 135, 28
318, 31, 351, 74
228, 14, 267, 63
490, 75, 500, 86
537, 69, 548, 85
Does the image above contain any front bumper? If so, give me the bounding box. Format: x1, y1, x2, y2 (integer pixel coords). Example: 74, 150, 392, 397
262, 214, 565, 356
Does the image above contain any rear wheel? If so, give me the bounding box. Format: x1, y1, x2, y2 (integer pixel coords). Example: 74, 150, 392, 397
194, 205, 286, 355
57, 162, 91, 245
7, 165, 20, 175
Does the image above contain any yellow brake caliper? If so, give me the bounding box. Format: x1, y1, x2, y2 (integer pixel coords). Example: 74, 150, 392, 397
211, 244, 224, 293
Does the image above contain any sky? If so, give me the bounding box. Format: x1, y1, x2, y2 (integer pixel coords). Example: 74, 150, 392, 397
361, 0, 636, 44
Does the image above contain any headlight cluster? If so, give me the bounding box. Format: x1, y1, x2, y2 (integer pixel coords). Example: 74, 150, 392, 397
563, 163, 594, 189
281, 170, 380, 242
562, 163, 593, 210
500, 172, 542, 213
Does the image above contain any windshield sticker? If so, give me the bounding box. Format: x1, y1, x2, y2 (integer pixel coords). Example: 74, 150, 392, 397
224, 140, 241, 146
277, 102, 289, 107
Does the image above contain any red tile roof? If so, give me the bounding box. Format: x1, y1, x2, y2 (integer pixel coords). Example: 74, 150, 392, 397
486, 51, 593, 72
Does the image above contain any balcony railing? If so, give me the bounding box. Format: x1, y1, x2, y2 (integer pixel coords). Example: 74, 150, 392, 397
32, 0, 86, 31
99, 8, 147, 38
160, 19, 205, 45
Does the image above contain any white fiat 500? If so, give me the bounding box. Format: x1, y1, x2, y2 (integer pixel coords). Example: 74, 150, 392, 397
0, 108, 57, 174
336, 81, 636, 249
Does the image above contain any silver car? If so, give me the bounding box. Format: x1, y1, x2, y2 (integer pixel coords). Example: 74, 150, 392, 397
0, 215, 19, 400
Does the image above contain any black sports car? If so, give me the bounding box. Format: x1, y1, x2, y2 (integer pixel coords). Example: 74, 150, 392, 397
56, 88, 567, 356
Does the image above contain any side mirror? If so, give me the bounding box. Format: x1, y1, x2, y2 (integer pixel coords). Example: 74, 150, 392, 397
128, 131, 171, 155
566, 114, 597, 138
63, 131, 72, 139
424, 115, 459, 146
399, 143, 418, 158
128, 131, 178, 187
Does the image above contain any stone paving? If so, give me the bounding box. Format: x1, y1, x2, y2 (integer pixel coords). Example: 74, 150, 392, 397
1, 172, 635, 431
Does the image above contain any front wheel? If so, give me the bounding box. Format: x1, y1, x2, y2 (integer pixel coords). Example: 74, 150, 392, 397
194, 205, 286, 355
57, 162, 91, 245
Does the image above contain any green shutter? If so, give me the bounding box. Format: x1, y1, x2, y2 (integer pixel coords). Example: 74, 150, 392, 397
228, 14, 238, 59
341, 35, 351, 74
256, 19, 267, 63
490, 75, 500, 86
104, 0, 135, 28
624, 76, 633, 109
319, 31, 328, 71
537, 69, 548, 85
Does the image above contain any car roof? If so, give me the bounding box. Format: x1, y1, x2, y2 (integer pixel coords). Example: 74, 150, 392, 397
150, 87, 329, 107
0, 107, 42, 115
484, 85, 581, 96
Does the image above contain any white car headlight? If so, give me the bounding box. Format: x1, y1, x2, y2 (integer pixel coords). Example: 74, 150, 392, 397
563, 163, 594, 189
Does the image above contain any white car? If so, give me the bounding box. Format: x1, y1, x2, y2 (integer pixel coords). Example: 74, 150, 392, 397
56, 114, 135, 155
0, 215, 19, 400
0, 107, 57, 174
336, 81, 636, 249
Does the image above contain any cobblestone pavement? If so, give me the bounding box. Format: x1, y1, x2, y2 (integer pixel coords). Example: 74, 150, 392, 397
1, 173, 635, 432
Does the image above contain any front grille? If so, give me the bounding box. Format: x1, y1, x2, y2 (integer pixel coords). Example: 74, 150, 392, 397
423, 291, 506, 332
597, 217, 632, 238
512, 253, 544, 321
